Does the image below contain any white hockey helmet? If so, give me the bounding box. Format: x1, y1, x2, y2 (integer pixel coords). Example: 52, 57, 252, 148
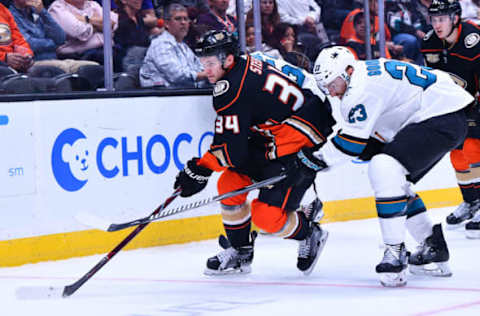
313, 46, 356, 94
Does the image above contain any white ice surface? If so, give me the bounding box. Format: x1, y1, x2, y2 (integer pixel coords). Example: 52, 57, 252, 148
2, 207, 480, 316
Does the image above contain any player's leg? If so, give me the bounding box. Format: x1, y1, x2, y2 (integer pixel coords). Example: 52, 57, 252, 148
369, 154, 409, 287
205, 169, 255, 275
462, 138, 480, 238
254, 166, 328, 275
447, 141, 480, 229
379, 111, 467, 284
405, 191, 451, 276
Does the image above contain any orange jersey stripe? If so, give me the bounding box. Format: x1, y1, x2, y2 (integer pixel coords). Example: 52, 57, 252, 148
377, 199, 408, 205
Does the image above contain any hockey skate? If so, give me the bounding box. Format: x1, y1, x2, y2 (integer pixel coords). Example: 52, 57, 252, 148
259, 198, 325, 236
446, 200, 480, 229
376, 243, 408, 287
409, 224, 452, 277
297, 223, 329, 276
465, 211, 480, 239
204, 232, 256, 276
300, 198, 325, 223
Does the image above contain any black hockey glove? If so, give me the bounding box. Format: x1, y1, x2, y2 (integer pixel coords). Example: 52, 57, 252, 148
358, 137, 385, 161
174, 158, 213, 197
284, 147, 327, 187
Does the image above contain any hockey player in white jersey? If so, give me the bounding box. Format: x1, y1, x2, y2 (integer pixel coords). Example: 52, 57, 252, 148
284, 46, 473, 287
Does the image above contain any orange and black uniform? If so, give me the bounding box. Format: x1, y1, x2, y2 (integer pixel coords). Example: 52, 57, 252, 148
198, 55, 335, 247
422, 21, 480, 203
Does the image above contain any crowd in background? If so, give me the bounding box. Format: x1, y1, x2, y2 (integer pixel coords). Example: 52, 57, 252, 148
0, 0, 479, 93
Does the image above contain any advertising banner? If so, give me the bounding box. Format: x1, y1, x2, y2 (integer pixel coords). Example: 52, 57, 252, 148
0, 105, 36, 197
0, 94, 459, 241
0, 96, 217, 239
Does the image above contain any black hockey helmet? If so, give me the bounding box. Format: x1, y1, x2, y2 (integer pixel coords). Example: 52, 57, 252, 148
195, 30, 240, 58
428, 0, 462, 17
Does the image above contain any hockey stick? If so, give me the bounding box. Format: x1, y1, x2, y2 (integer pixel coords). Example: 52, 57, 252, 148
15, 188, 181, 299
78, 174, 287, 232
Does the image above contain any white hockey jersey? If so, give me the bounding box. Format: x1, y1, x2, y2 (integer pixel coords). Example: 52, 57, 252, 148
317, 58, 474, 167
249, 51, 326, 101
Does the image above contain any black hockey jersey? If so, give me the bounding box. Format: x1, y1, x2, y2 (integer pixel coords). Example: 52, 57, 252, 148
199, 55, 335, 173
421, 21, 480, 97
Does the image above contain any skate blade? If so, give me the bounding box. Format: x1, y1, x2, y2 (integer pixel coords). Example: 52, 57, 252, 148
301, 230, 329, 276
204, 265, 252, 276
379, 270, 407, 287
409, 262, 452, 277
466, 230, 480, 239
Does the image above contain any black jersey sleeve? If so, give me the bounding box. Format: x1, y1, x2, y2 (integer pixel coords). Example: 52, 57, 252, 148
208, 104, 251, 169
283, 89, 336, 147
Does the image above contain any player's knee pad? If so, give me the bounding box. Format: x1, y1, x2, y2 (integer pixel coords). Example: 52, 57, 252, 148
463, 138, 480, 165
217, 169, 252, 206
450, 149, 469, 171
251, 199, 287, 233
221, 203, 251, 229
369, 154, 408, 198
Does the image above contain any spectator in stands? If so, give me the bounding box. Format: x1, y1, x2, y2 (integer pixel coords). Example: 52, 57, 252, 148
275, 0, 328, 61
385, 0, 425, 65
159, 1, 211, 49
227, 0, 251, 18
139, 3, 206, 87
340, 0, 388, 43
276, 0, 320, 33
106, 0, 162, 36
0, 2, 33, 72
409, 0, 433, 36
196, 0, 236, 33
460, 0, 480, 24
245, 23, 282, 58
321, 0, 362, 43
114, 0, 152, 77
157, 0, 209, 20
48, 0, 118, 64
10, 0, 100, 73
345, 11, 391, 60
340, 0, 403, 59
269, 22, 311, 70
246, 0, 280, 42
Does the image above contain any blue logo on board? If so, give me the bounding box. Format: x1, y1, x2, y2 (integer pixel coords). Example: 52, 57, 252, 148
0, 115, 9, 126
51, 128, 89, 192
51, 128, 213, 192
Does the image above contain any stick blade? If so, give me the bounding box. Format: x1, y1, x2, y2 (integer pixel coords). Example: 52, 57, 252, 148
15, 286, 65, 300
75, 212, 112, 231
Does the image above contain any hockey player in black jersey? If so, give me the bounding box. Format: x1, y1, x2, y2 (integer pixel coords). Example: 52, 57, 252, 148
422, 0, 480, 238
173, 30, 336, 275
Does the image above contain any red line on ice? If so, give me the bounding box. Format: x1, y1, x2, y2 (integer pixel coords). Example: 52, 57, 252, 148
3, 275, 480, 293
